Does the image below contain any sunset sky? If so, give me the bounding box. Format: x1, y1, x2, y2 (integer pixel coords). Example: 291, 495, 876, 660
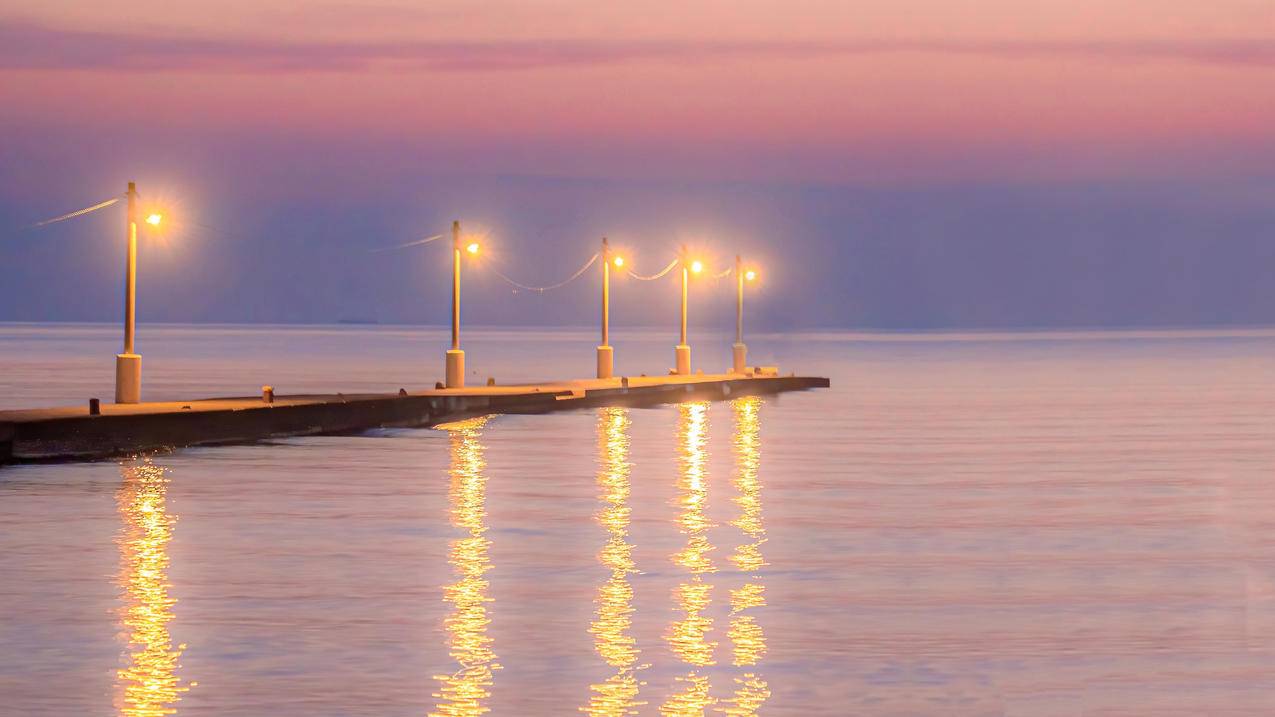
2, 1, 1274, 328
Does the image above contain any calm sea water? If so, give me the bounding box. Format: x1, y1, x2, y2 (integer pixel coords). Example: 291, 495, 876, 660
3, 323, 1275, 716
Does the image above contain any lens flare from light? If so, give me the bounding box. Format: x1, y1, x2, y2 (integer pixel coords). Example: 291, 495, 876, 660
613, 256, 625, 268
145, 214, 163, 226
690, 261, 704, 274
466, 242, 480, 255
744, 270, 757, 282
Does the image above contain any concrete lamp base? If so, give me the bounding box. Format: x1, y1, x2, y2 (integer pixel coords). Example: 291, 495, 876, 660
596, 345, 614, 379
445, 349, 465, 389
115, 353, 141, 404
674, 344, 691, 375
732, 342, 748, 374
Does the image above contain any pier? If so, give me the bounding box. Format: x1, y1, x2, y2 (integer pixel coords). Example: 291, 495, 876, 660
0, 372, 829, 464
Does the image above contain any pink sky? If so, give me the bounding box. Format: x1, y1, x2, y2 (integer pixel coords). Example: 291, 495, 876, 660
2, 3, 1275, 330
3, 1, 1274, 186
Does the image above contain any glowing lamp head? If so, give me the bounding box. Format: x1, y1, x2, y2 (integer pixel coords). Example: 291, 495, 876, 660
612, 256, 624, 268
690, 260, 704, 274
145, 214, 163, 226
466, 242, 480, 255
744, 269, 757, 281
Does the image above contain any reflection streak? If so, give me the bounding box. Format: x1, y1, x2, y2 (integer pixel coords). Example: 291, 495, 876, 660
721, 397, 770, 715
116, 459, 190, 717
582, 407, 646, 716
431, 417, 500, 717
662, 402, 717, 716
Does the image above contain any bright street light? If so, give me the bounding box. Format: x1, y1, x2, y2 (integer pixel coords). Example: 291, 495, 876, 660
612, 256, 624, 268
744, 269, 757, 282
145, 213, 163, 226
690, 260, 704, 274
466, 242, 480, 255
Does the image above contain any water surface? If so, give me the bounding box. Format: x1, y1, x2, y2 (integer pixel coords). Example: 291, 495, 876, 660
2, 324, 1275, 715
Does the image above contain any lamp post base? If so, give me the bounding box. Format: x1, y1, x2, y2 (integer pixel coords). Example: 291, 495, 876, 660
732, 342, 748, 374
445, 349, 465, 388
674, 344, 691, 375
115, 353, 141, 404
596, 345, 614, 379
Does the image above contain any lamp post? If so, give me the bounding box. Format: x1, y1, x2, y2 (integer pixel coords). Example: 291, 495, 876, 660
444, 220, 472, 388
732, 255, 757, 374
674, 245, 700, 376
115, 181, 160, 404
597, 237, 615, 379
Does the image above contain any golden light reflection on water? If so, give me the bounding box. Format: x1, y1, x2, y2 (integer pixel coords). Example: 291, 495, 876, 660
116, 459, 191, 717
661, 402, 718, 717
431, 416, 500, 717
582, 407, 647, 716
721, 397, 770, 716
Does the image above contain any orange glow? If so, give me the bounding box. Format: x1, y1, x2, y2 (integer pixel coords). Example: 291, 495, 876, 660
690, 260, 703, 275
466, 242, 480, 255
145, 213, 163, 226
744, 269, 756, 282
612, 256, 624, 268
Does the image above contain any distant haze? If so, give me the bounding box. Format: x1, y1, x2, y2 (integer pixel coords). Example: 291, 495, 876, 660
2, 1, 1274, 330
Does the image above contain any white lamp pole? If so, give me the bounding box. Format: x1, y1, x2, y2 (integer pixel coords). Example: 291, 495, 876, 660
115, 181, 142, 403
445, 220, 465, 388
597, 237, 614, 379
674, 245, 691, 375
733, 254, 747, 373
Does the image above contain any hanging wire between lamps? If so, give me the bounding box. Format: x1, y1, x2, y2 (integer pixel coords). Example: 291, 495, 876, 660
369, 234, 445, 253
25, 197, 121, 229
626, 258, 679, 281
489, 252, 600, 293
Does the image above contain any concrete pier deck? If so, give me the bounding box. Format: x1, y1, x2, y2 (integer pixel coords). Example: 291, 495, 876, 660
0, 372, 829, 464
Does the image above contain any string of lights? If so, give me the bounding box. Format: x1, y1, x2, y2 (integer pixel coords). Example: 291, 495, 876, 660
369, 234, 444, 253
21, 201, 698, 295
627, 258, 679, 281
369, 229, 688, 294
489, 252, 599, 293
25, 197, 121, 228
16, 186, 766, 392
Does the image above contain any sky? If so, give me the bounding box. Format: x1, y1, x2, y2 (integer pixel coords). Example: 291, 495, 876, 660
1, 1, 1274, 329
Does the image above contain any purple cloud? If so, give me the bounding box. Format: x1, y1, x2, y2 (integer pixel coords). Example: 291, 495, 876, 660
2, 20, 1274, 73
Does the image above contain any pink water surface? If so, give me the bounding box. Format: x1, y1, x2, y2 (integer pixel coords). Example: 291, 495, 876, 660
2, 324, 1274, 715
